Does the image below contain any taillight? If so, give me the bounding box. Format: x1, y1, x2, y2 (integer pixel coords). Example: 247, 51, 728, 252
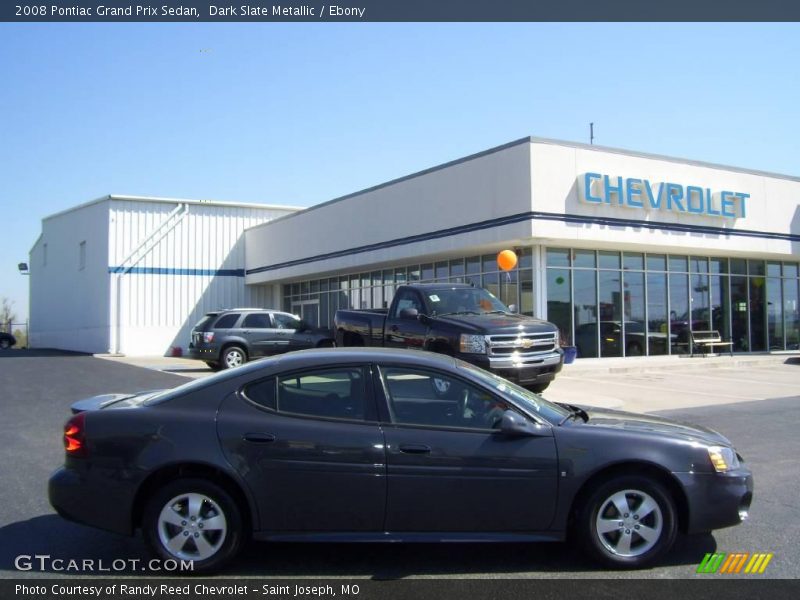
64, 413, 87, 457
203, 332, 215, 343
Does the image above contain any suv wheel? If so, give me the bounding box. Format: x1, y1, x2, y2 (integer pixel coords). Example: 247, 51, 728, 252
221, 346, 247, 369
577, 475, 677, 569
142, 478, 244, 573
527, 383, 550, 393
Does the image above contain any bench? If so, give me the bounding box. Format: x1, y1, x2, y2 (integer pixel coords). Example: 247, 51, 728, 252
689, 330, 734, 357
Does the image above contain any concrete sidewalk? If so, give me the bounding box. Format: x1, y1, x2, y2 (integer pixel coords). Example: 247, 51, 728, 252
96, 352, 800, 413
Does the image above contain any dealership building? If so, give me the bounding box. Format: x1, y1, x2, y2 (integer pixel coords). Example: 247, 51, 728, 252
29, 137, 800, 357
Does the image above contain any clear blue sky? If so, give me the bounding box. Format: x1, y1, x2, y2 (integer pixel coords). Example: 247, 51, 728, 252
1, 23, 799, 323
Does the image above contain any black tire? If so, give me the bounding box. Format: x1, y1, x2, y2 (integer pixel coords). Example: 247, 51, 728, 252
142, 478, 244, 574
0, 339, 10, 349
220, 346, 247, 370
626, 342, 643, 357
204, 361, 221, 371
316, 339, 335, 348
577, 475, 677, 569
526, 383, 550, 394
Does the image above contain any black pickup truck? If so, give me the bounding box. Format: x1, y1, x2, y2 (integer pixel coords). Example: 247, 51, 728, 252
334, 283, 564, 392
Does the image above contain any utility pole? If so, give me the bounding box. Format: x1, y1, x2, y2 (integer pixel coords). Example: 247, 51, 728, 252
590, 122, 595, 145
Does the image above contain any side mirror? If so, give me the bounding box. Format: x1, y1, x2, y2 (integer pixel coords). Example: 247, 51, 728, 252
499, 410, 540, 437
399, 307, 419, 319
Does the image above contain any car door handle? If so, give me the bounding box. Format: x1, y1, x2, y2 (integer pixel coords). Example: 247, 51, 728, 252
243, 433, 276, 443
399, 444, 431, 454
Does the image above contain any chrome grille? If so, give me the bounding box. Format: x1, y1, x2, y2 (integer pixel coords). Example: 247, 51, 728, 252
486, 332, 558, 357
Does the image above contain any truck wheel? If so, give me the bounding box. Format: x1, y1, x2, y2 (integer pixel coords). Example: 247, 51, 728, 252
577, 475, 677, 569
142, 478, 244, 573
221, 346, 247, 369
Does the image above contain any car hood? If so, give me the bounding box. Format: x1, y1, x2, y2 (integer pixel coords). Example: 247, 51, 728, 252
433, 312, 558, 335
70, 390, 167, 414
574, 405, 732, 447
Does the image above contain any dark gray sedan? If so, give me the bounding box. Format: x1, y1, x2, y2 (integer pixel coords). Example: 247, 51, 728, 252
49, 348, 753, 572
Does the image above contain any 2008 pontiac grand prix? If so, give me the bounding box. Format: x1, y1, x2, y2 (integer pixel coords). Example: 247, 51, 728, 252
49, 347, 753, 572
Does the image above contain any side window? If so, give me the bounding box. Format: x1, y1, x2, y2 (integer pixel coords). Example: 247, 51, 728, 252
242, 312, 271, 329
380, 367, 507, 430
277, 367, 366, 421
391, 290, 423, 318
273, 313, 302, 330
214, 313, 240, 329
243, 378, 276, 410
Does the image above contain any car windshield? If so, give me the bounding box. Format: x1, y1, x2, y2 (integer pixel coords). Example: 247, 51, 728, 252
457, 361, 571, 424
426, 287, 509, 316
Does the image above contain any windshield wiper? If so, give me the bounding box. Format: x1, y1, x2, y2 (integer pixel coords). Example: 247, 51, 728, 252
557, 403, 589, 426
436, 311, 481, 317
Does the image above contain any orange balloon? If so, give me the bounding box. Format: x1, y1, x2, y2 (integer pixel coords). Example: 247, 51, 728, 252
497, 249, 518, 271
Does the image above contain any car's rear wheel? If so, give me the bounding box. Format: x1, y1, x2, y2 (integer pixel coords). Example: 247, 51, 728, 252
221, 346, 247, 369
142, 479, 243, 573
577, 475, 677, 569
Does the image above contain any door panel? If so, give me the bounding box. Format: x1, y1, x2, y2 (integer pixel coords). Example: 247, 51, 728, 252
216, 367, 386, 532
378, 366, 559, 532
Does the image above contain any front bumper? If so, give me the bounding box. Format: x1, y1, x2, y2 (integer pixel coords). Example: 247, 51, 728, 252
675, 466, 754, 533
463, 351, 564, 384
49, 465, 135, 536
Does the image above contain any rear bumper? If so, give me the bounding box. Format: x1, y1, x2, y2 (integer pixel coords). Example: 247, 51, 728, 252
675, 467, 754, 533
463, 351, 564, 384
49, 466, 134, 536
187, 344, 219, 361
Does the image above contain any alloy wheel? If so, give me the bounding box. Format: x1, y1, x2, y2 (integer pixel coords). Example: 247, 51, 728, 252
594, 489, 663, 558
157, 492, 228, 561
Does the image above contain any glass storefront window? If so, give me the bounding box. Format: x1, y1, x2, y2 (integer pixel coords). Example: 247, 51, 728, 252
767, 277, 784, 350
710, 257, 727, 274
749, 260, 766, 277
482, 254, 498, 272
785, 279, 800, 350
784, 263, 799, 278
690, 273, 711, 330
710, 275, 731, 341
669, 272, 690, 352
647, 273, 668, 355
518, 248, 532, 269
547, 268, 571, 345
520, 269, 533, 316
573, 250, 596, 269
466, 255, 481, 274
450, 259, 465, 278
598, 251, 620, 270
573, 269, 598, 358
623, 252, 644, 271
435, 261, 448, 281
731, 276, 749, 351
421, 263, 434, 282
623, 271, 646, 356
730, 258, 747, 275
668, 256, 688, 272
598, 271, 622, 357
767, 262, 782, 277
690, 257, 709, 273
647, 254, 666, 272
749, 277, 767, 351
546, 248, 570, 268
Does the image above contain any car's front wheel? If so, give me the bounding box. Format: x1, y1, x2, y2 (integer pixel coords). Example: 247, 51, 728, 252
142, 479, 244, 573
0, 339, 10, 349
221, 346, 247, 369
577, 475, 677, 569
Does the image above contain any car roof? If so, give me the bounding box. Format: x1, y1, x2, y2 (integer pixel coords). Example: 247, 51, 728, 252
405, 283, 474, 290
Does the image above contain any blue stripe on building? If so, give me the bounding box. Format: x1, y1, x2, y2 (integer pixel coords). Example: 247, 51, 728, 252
108, 267, 245, 277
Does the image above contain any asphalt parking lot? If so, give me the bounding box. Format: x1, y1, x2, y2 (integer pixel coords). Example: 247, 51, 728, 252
0, 349, 798, 579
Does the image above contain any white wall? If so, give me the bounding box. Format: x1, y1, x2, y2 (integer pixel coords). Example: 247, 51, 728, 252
245, 141, 534, 283
109, 199, 296, 356
530, 140, 800, 257
29, 200, 111, 353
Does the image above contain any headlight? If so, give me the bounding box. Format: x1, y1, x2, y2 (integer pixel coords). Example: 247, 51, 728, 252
707, 445, 740, 472
459, 334, 486, 354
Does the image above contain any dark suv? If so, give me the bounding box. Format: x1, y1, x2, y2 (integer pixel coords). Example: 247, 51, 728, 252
188, 308, 335, 370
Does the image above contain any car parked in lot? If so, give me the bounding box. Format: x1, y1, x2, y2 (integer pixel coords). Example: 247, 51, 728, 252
0, 332, 16, 349
187, 308, 335, 369
49, 347, 753, 573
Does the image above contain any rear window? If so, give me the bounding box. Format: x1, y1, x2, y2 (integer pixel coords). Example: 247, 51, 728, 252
193, 314, 218, 330
214, 313, 241, 329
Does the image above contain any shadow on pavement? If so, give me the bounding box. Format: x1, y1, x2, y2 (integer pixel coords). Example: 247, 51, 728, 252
0, 514, 715, 578
0, 349, 90, 359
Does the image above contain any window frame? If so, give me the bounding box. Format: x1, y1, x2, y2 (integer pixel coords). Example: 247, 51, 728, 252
239, 364, 379, 424
373, 363, 536, 433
